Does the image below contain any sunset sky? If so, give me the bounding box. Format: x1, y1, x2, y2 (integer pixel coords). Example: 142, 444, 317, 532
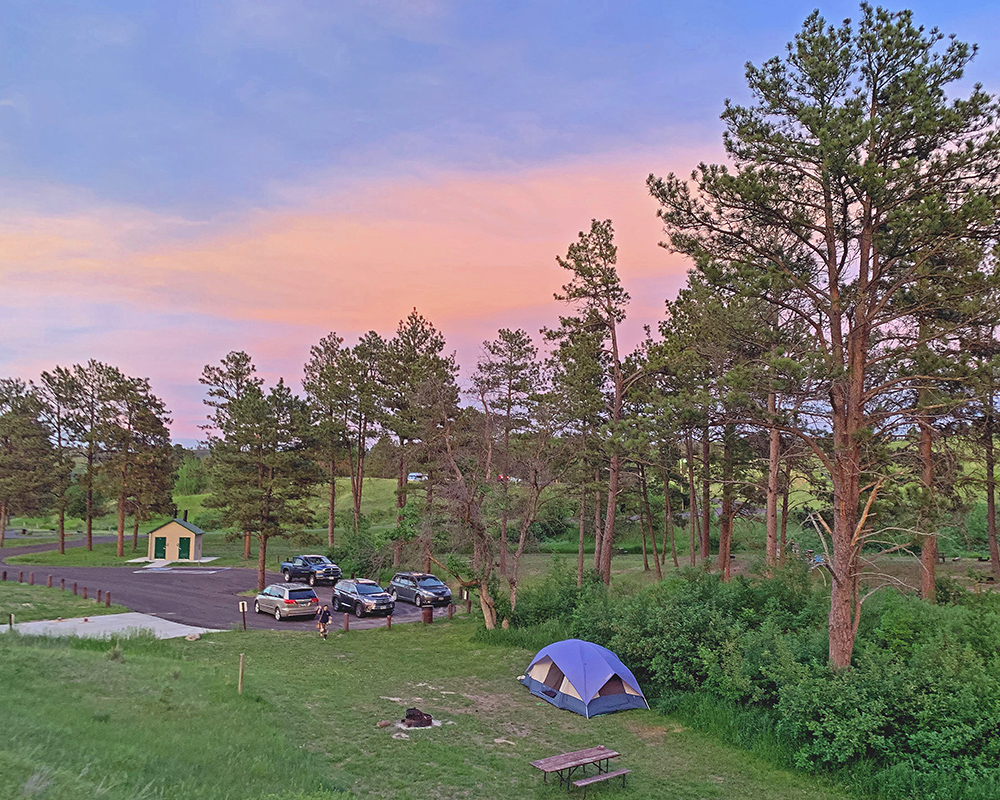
3, 1, 998, 443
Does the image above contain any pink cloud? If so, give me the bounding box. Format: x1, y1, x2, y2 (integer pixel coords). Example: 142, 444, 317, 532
1, 148, 712, 438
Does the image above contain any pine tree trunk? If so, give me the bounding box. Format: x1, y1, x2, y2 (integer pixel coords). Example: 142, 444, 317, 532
662, 461, 678, 568
600, 455, 620, 584
780, 459, 791, 566
686, 433, 698, 567
640, 464, 662, 580
593, 484, 603, 573
985, 380, 998, 580
58, 504, 66, 556
257, 535, 268, 592
718, 425, 734, 580
701, 426, 711, 559
919, 411, 937, 602
577, 491, 586, 587
244, 531, 251, 560
328, 460, 336, 549
0, 501, 7, 548
116, 493, 126, 558
132, 516, 139, 551
765, 392, 781, 569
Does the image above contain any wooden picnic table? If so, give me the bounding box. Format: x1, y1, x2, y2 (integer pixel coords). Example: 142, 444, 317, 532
530, 745, 621, 788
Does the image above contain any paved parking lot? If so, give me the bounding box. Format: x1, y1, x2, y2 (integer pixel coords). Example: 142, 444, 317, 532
0, 538, 428, 632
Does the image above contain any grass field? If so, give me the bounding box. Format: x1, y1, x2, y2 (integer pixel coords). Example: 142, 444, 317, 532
0, 615, 854, 800
0, 582, 128, 623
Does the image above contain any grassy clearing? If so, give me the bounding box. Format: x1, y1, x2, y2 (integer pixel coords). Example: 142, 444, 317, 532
0, 617, 853, 800
0, 583, 128, 622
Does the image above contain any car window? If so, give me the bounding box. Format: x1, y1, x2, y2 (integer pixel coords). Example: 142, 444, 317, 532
417, 577, 446, 588
356, 583, 384, 595
305, 556, 328, 565
293, 557, 303, 566
289, 589, 317, 600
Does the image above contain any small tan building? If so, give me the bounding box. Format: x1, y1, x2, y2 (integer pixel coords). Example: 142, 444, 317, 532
146, 519, 205, 562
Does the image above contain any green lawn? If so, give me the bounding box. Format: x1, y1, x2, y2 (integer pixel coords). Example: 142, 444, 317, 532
0, 616, 853, 800
0, 582, 128, 623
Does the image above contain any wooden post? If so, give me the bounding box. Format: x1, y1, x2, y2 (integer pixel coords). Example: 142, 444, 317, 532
18, 571, 23, 583
82, 587, 87, 600
46, 575, 52, 588
28, 572, 33, 586
343, 613, 350, 632
386, 615, 392, 630
421, 606, 433, 624
465, 597, 472, 614
106, 592, 111, 607
72, 582, 77, 595
238, 653, 245, 695
60, 578, 65, 591
97, 589, 102, 603
1, 571, 5, 581
7, 613, 12, 630
447, 603, 454, 619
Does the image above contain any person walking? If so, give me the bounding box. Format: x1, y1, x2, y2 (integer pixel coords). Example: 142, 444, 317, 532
316, 603, 331, 640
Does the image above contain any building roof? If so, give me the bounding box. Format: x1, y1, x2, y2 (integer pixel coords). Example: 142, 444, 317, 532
147, 518, 206, 536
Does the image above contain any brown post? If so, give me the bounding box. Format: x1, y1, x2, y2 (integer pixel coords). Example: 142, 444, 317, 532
60, 578, 65, 591
448, 603, 454, 619
465, 597, 471, 614
343, 613, 350, 632
421, 606, 433, 624
28, 572, 34, 586
82, 587, 87, 600
386, 615, 392, 631
106, 592, 111, 607
46, 575, 52, 588
1, 570, 6, 581
18, 571, 23, 582
73, 582, 77, 595
97, 589, 102, 602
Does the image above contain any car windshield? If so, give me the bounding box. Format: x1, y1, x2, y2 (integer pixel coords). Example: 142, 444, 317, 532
417, 577, 446, 588
356, 583, 385, 595
289, 589, 317, 599
304, 556, 330, 565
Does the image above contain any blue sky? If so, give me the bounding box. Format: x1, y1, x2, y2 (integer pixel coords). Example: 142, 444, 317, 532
2, 1, 998, 442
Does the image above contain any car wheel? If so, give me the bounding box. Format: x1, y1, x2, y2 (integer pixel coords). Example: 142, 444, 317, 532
390, 590, 397, 601
415, 594, 423, 607
354, 602, 365, 619
274, 606, 282, 621
308, 574, 316, 587
282, 570, 291, 582
254, 600, 261, 614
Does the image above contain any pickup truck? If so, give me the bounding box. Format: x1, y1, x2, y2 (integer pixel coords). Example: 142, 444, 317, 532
280, 554, 343, 586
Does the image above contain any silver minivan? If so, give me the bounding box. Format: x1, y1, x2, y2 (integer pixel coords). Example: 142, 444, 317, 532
254, 583, 319, 620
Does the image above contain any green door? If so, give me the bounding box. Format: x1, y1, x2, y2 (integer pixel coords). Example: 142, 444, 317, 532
178, 537, 191, 560
154, 537, 167, 559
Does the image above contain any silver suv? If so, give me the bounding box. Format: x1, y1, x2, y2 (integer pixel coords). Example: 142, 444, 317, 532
254, 583, 319, 620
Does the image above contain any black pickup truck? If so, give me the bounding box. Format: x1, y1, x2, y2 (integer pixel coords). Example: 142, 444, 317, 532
280, 554, 343, 586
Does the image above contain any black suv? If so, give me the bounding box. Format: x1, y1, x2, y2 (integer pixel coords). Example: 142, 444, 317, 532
332, 578, 395, 618
388, 572, 452, 607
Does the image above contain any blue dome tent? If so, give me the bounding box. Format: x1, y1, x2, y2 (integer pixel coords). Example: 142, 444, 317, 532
519, 639, 649, 718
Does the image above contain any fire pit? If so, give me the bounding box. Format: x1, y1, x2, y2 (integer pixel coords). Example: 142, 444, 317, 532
402, 707, 433, 728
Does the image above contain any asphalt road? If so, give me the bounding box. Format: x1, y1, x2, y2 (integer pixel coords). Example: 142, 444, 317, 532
0, 537, 425, 632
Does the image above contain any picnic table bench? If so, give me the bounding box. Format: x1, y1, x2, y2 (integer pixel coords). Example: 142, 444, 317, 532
530, 745, 624, 792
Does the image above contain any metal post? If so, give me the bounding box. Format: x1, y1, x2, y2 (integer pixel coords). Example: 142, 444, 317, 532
239, 601, 247, 630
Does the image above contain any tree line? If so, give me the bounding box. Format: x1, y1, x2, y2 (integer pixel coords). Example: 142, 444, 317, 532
2, 6, 999, 670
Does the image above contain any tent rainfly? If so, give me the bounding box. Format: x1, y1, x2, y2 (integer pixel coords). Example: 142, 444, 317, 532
519, 639, 649, 718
